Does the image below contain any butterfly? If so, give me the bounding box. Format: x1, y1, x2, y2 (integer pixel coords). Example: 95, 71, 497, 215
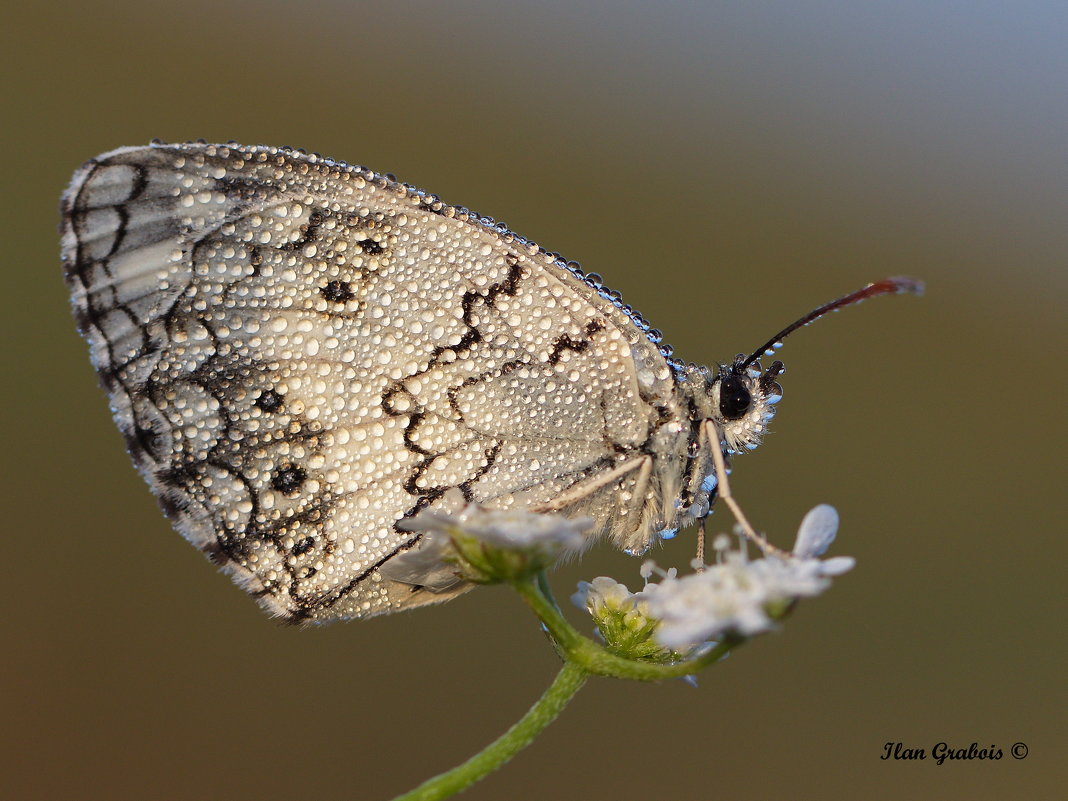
61, 141, 919, 623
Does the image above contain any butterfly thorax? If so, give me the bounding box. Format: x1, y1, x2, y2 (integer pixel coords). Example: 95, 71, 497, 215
618, 360, 780, 555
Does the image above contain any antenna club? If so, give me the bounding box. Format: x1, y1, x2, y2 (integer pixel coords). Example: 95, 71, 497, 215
885, 275, 925, 296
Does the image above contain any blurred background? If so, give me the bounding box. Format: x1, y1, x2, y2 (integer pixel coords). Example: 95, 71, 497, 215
4, 1, 1065, 799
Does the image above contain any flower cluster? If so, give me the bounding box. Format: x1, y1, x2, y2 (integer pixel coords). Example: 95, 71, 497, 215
640, 504, 853, 650
571, 577, 677, 662
397, 503, 853, 664
396, 505, 593, 584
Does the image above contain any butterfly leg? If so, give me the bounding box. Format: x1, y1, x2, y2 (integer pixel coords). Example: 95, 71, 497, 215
704, 420, 789, 558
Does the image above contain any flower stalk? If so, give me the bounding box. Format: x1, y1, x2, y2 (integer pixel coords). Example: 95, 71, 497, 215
388, 503, 853, 800
389, 661, 588, 801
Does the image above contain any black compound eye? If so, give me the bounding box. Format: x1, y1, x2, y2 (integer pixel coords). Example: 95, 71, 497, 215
718, 375, 752, 420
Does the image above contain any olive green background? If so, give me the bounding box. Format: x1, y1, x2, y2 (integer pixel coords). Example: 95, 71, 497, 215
4, 2, 1065, 799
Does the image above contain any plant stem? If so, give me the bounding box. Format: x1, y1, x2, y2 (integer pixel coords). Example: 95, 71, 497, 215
389, 661, 588, 801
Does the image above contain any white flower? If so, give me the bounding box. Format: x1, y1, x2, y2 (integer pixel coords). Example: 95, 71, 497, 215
395, 505, 593, 583
466, 508, 593, 551
400, 505, 591, 551
645, 555, 773, 649
640, 506, 855, 651
572, 576, 638, 615
572, 576, 676, 661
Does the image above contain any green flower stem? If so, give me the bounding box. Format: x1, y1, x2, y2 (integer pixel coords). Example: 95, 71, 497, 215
388, 569, 747, 800
389, 661, 588, 801
513, 574, 739, 681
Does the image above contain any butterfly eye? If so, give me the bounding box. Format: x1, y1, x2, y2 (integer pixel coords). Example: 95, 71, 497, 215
718, 375, 752, 420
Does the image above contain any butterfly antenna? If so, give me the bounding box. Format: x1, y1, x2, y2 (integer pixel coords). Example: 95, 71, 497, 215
737, 276, 924, 373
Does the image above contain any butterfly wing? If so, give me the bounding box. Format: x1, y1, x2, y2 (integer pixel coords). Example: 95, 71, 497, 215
61, 142, 682, 622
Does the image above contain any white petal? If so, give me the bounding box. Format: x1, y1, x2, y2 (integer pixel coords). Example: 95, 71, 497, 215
571, 581, 592, 610
378, 531, 462, 590
819, 556, 856, 576
793, 504, 840, 558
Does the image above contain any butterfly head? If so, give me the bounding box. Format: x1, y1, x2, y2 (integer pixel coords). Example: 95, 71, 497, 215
708, 356, 784, 453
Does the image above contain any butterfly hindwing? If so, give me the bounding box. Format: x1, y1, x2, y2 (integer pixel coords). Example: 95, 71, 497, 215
61, 143, 681, 621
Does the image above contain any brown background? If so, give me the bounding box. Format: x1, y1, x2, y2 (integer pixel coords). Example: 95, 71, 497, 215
4, 2, 1065, 800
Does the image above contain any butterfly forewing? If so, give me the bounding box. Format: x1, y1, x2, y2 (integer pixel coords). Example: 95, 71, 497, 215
61, 143, 682, 621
